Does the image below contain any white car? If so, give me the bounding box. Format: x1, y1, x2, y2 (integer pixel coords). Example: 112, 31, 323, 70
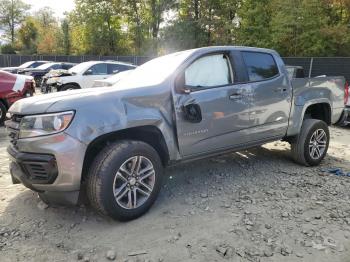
45, 61, 136, 92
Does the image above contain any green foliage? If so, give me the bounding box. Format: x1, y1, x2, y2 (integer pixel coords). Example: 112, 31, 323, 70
18, 17, 38, 54
0, 0, 30, 43
1, 43, 16, 54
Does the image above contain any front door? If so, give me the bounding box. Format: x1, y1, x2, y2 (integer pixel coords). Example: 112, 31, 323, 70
173, 53, 252, 157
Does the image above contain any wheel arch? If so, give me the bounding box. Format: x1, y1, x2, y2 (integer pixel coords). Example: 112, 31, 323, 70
81, 125, 170, 182
303, 102, 331, 125
60, 82, 81, 90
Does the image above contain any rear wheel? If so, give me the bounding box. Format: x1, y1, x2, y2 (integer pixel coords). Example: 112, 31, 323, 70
87, 140, 163, 221
0, 101, 7, 125
290, 119, 329, 166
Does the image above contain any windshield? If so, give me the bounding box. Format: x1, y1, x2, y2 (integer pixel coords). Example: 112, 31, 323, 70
36, 63, 57, 70
19, 61, 34, 68
114, 50, 193, 88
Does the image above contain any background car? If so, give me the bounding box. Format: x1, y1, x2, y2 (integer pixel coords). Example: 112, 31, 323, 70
17, 62, 76, 87
0, 61, 52, 74
43, 61, 137, 92
0, 70, 35, 124
92, 69, 135, 87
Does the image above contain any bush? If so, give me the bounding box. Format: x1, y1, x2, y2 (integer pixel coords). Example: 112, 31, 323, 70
1, 44, 16, 54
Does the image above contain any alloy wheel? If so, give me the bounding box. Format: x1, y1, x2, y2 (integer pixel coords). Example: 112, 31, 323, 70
309, 129, 327, 160
112, 156, 156, 209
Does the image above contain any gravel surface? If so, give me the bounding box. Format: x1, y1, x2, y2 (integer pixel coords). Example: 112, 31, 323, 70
1, 125, 350, 262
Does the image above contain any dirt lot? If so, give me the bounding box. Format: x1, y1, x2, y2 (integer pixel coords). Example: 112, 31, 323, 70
1, 125, 350, 262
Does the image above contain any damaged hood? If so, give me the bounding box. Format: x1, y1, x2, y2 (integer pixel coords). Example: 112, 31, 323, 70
9, 83, 170, 116
44, 69, 74, 78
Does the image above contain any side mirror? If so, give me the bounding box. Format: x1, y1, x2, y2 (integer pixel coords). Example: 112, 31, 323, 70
84, 69, 93, 75
175, 72, 191, 94
112, 70, 119, 74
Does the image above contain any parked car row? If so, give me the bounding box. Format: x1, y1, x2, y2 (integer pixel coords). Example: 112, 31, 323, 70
1, 60, 137, 92
0, 60, 137, 124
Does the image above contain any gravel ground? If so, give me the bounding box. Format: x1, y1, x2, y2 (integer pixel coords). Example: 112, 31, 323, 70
1, 125, 350, 262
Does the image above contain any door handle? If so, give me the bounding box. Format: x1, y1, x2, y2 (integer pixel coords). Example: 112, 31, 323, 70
229, 93, 243, 100
275, 87, 287, 92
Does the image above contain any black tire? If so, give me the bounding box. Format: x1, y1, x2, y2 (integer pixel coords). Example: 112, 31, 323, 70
0, 101, 7, 125
87, 140, 163, 221
290, 119, 329, 166
60, 84, 79, 92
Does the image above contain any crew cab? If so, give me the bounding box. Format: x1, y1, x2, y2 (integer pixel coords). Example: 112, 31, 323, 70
0, 70, 35, 124
17, 62, 76, 87
1, 61, 51, 74
43, 61, 137, 92
5, 47, 346, 221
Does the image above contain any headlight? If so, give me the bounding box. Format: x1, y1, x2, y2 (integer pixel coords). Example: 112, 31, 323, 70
19, 111, 75, 138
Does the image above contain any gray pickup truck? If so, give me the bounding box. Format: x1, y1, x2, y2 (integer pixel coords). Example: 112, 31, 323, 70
5, 47, 347, 221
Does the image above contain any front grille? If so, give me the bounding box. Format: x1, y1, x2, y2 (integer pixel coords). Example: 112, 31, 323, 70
6, 114, 23, 148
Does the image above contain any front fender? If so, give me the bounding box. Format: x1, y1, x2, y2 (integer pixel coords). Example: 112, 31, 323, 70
62, 91, 179, 161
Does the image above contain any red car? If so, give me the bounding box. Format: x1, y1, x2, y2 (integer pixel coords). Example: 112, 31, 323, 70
0, 70, 35, 124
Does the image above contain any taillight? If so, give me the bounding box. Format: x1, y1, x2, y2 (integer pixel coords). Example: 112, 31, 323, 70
345, 81, 349, 105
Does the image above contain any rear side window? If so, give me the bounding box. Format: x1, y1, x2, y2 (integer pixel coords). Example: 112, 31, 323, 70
107, 64, 135, 74
242, 52, 279, 82
185, 54, 232, 89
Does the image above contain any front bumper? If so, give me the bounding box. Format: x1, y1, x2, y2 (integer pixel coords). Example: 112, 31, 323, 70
7, 132, 87, 204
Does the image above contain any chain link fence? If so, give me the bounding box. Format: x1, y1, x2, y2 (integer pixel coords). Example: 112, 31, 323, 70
0, 55, 151, 67
0, 55, 349, 81
282, 57, 350, 81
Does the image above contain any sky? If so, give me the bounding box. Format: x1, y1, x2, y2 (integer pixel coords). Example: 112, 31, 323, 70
23, 0, 75, 18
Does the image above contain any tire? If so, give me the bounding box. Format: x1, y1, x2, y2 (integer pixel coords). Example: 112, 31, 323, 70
87, 140, 163, 221
290, 119, 329, 166
60, 84, 79, 92
0, 101, 7, 125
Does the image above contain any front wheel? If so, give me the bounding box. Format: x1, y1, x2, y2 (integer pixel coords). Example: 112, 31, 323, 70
290, 119, 329, 166
87, 140, 163, 221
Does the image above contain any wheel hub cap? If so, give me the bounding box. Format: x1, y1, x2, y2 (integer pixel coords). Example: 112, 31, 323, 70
112, 156, 156, 210
129, 177, 136, 186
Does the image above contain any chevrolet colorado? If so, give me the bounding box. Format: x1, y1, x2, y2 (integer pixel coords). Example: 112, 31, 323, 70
5, 47, 346, 221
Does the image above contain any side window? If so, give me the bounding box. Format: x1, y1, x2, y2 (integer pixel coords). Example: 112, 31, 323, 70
107, 64, 121, 74
87, 63, 108, 75
50, 64, 61, 70
62, 64, 73, 70
185, 54, 232, 89
242, 52, 279, 82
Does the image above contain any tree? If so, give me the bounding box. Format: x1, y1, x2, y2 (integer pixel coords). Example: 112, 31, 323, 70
61, 18, 71, 55
0, 0, 30, 43
17, 17, 38, 54
237, 0, 273, 48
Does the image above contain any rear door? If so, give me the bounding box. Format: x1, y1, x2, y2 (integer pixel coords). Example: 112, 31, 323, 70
173, 52, 252, 157
241, 51, 292, 140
